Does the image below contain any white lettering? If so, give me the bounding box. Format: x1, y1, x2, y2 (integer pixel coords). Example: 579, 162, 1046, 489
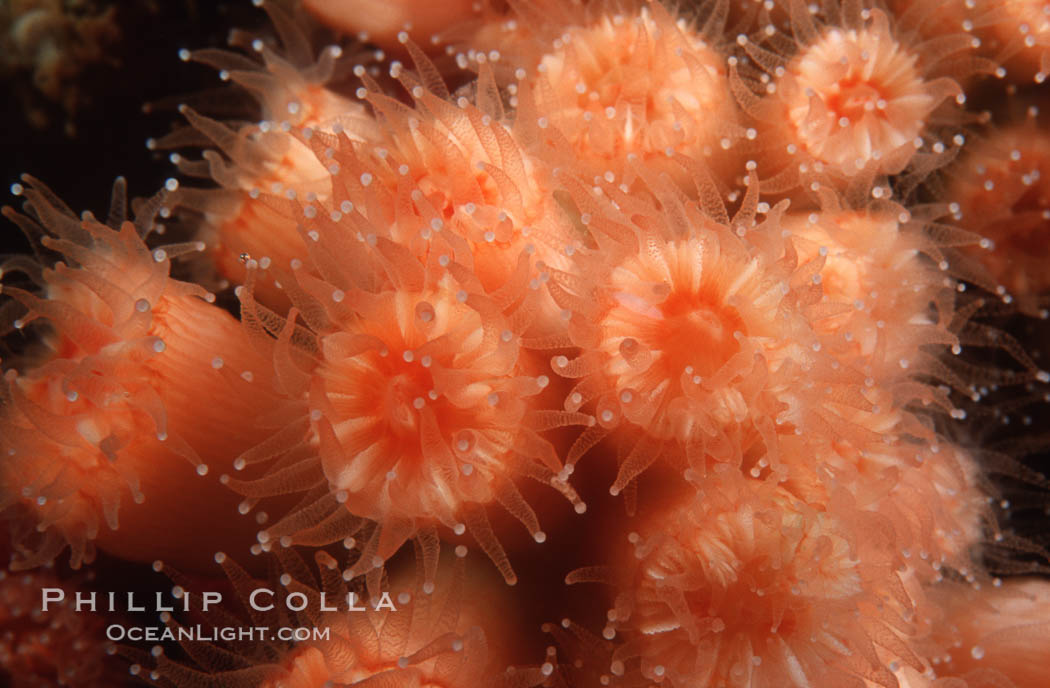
202, 592, 222, 612
374, 592, 396, 611
156, 592, 174, 612
286, 592, 308, 612
75, 591, 96, 612
250, 588, 274, 611
127, 592, 145, 612
41, 588, 64, 612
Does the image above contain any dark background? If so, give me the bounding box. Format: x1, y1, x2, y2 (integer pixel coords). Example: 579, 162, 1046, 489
0, 0, 254, 247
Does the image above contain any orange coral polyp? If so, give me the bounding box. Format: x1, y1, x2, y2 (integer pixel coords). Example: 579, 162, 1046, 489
315, 277, 536, 527
773, 425, 987, 583
1, 367, 149, 568
599, 474, 915, 687
785, 209, 944, 364
231, 247, 586, 583
305, 66, 576, 327
524, 2, 734, 174
735, 4, 970, 193
0, 181, 284, 571
172, 107, 345, 305
0, 299, 263, 570
161, 10, 378, 304
596, 233, 785, 437
783, 14, 939, 174
547, 180, 813, 488
945, 116, 1050, 315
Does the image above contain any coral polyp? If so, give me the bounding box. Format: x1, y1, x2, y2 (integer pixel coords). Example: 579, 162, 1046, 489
227, 250, 585, 584
1, 361, 161, 569
546, 177, 805, 489
520, 1, 738, 177
578, 473, 920, 688
783, 207, 956, 383
156, 4, 378, 306
311, 57, 577, 320
783, 14, 940, 173
0, 179, 280, 571
314, 282, 539, 516
944, 108, 1050, 315
2, 0, 1050, 686
734, 2, 976, 194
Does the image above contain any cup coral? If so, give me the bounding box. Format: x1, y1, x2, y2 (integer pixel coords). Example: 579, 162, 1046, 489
542, 170, 812, 491
152, 1, 379, 307
571, 471, 927, 687
732, 0, 978, 196
511, 0, 742, 182
943, 107, 1050, 316
2, 1, 1050, 687
226, 256, 585, 586
0, 178, 282, 571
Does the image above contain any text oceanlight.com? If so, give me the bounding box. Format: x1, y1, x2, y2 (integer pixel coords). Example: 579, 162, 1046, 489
105, 625, 331, 643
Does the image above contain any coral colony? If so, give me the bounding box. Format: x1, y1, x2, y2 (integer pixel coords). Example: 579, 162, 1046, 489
3, 0, 1050, 686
